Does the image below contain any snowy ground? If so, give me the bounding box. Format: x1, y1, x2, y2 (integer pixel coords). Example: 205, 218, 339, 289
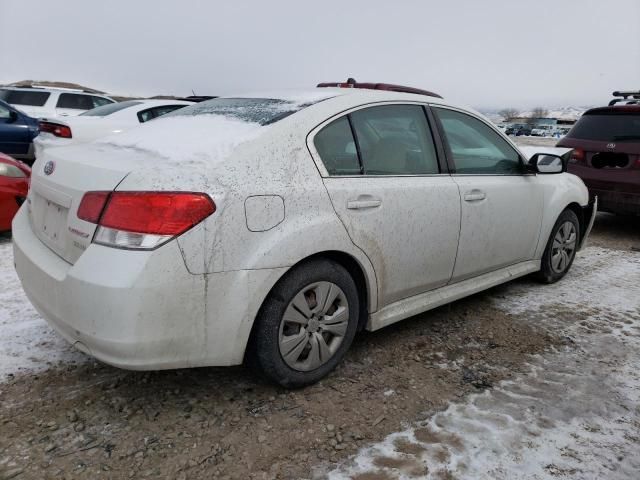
325, 248, 640, 480
0, 235, 87, 380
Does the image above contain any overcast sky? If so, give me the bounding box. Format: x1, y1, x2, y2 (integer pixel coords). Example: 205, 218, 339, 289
1, 0, 638, 109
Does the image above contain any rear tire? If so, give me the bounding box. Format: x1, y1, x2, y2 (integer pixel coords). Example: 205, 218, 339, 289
536, 209, 580, 284
250, 259, 359, 388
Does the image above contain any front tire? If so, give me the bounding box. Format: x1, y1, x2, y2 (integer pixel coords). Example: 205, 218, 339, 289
537, 209, 580, 284
250, 259, 359, 388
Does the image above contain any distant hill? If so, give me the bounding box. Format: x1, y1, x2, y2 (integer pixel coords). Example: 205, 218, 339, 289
1, 80, 169, 101
479, 105, 594, 123
4, 80, 108, 94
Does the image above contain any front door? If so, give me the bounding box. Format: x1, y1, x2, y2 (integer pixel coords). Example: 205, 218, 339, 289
432, 106, 543, 282
313, 104, 461, 307
0, 103, 30, 156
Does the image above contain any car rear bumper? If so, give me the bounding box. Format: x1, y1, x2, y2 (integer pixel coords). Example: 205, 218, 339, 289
12, 206, 286, 369
568, 165, 640, 215
586, 188, 640, 215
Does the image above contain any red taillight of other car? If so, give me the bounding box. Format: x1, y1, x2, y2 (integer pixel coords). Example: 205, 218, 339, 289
39, 121, 72, 138
569, 148, 585, 164
77, 191, 216, 250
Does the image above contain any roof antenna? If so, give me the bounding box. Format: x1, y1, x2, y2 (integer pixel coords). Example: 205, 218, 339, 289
191, 89, 197, 96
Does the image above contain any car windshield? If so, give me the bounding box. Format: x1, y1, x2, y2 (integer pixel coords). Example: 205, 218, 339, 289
0, 89, 51, 106
80, 100, 143, 117
566, 113, 640, 142
167, 97, 326, 126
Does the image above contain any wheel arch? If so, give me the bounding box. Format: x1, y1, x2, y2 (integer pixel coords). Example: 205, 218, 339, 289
565, 201, 587, 242
243, 250, 375, 364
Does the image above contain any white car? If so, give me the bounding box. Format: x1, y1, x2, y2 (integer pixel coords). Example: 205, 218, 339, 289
12, 83, 597, 387
531, 126, 553, 137
34, 99, 193, 157
0, 86, 115, 119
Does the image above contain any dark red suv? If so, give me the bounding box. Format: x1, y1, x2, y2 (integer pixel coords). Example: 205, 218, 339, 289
558, 98, 640, 215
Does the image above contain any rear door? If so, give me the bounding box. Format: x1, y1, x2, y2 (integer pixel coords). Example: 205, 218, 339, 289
312, 104, 461, 308
432, 106, 543, 282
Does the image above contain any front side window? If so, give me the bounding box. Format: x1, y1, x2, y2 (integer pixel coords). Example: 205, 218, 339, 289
56, 93, 95, 110
434, 107, 522, 174
350, 105, 439, 175
0, 103, 11, 119
314, 116, 360, 175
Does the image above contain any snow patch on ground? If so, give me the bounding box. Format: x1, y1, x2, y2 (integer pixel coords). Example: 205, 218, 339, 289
325, 247, 640, 480
0, 238, 88, 380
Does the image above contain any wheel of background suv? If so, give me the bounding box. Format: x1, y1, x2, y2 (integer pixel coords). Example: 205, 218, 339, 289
537, 209, 580, 284
250, 259, 359, 388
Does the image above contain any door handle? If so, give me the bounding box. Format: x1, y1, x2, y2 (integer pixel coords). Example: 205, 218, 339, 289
463, 190, 486, 202
347, 197, 382, 210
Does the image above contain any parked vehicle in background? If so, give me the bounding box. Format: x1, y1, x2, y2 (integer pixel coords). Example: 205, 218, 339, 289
552, 127, 571, 138
505, 124, 532, 136
0, 86, 115, 119
559, 97, 640, 215
0, 152, 30, 232
0, 100, 39, 164
13, 83, 595, 387
531, 125, 553, 137
34, 99, 193, 157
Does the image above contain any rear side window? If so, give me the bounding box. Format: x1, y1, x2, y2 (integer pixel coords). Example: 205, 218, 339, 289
566, 113, 640, 142
314, 117, 361, 175
56, 93, 95, 110
350, 105, 439, 175
81, 100, 142, 117
434, 108, 521, 174
0, 89, 50, 106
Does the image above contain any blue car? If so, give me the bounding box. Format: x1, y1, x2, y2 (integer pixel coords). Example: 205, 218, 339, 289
0, 99, 39, 164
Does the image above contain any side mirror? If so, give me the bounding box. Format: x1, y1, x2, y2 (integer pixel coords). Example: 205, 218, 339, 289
528, 152, 568, 174
7, 110, 18, 123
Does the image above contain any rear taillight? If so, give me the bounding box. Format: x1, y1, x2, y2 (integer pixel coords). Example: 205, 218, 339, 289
77, 191, 216, 250
77, 191, 110, 223
569, 148, 585, 164
39, 121, 72, 138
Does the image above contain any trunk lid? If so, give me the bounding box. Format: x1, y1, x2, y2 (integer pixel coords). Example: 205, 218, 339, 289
27, 144, 156, 264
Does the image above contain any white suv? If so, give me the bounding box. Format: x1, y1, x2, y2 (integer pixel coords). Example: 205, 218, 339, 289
0, 86, 115, 119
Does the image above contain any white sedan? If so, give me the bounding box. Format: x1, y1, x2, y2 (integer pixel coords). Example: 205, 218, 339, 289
33, 99, 192, 157
13, 83, 596, 387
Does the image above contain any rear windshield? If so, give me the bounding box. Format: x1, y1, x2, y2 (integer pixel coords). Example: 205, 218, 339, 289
567, 113, 640, 142
168, 97, 324, 125
0, 89, 51, 106
81, 100, 142, 117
